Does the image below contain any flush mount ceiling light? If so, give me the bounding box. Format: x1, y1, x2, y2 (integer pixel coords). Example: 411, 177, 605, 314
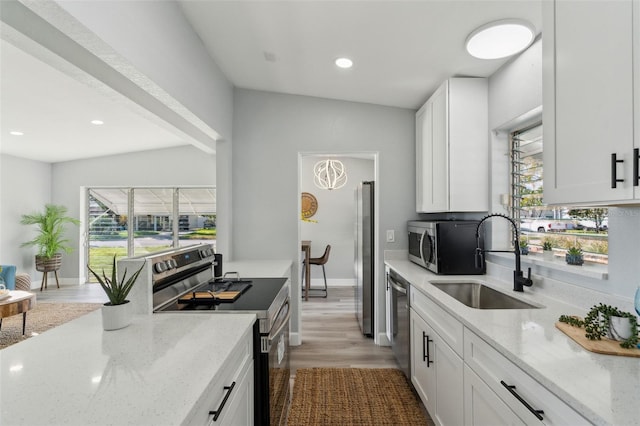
314, 159, 348, 190
9, 130, 24, 136
465, 19, 535, 60
91, 119, 104, 125
335, 57, 353, 69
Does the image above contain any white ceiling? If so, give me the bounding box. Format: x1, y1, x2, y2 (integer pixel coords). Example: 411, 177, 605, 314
179, 0, 542, 109
0, 39, 189, 163
0, 0, 542, 163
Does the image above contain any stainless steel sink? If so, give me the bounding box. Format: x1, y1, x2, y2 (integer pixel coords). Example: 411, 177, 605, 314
430, 281, 541, 310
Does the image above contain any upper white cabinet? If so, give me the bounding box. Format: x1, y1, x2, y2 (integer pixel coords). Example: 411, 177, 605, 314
416, 78, 488, 213
543, 0, 640, 205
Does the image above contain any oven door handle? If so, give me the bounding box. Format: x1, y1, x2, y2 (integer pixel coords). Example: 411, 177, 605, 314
268, 302, 291, 343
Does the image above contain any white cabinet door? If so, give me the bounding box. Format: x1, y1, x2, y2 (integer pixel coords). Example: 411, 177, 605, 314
463, 365, 526, 426
411, 308, 435, 416
415, 78, 488, 213
410, 308, 463, 426
209, 361, 254, 426
543, 0, 636, 204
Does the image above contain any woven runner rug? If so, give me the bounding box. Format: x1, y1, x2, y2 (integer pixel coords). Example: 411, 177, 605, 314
288, 368, 429, 425
0, 302, 101, 350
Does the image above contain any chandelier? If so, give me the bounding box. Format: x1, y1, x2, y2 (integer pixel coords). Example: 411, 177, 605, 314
313, 159, 347, 190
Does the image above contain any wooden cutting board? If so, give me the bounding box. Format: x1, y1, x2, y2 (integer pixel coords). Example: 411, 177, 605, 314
180, 291, 241, 302
555, 322, 640, 358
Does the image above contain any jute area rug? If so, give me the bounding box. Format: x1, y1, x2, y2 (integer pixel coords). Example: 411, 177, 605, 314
0, 302, 102, 350
288, 368, 429, 425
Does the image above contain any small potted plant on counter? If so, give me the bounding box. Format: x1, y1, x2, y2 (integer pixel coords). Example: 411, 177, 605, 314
559, 303, 639, 349
88, 255, 145, 331
542, 239, 554, 261
519, 237, 529, 255
565, 246, 584, 266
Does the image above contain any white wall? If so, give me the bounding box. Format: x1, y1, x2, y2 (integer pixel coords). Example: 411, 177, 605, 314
51, 145, 215, 282
0, 154, 52, 276
228, 89, 416, 343
301, 156, 375, 283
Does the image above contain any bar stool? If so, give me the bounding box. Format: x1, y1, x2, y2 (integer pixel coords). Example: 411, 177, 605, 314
301, 245, 331, 298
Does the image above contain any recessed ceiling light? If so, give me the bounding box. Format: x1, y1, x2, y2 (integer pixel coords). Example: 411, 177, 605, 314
91, 120, 104, 125
335, 57, 353, 69
466, 19, 535, 60
9, 131, 24, 136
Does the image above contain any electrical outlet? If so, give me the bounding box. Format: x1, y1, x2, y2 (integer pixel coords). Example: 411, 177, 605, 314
386, 230, 395, 243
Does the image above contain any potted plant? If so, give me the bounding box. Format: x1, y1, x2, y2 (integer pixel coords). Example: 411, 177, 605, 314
559, 303, 639, 349
88, 255, 145, 331
20, 204, 80, 287
542, 239, 554, 261
565, 246, 584, 265
519, 237, 529, 255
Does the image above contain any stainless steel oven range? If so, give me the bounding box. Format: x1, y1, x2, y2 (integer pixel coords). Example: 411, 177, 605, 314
148, 245, 290, 426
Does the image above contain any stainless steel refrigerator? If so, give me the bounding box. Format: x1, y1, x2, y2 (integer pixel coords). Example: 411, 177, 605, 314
355, 181, 374, 337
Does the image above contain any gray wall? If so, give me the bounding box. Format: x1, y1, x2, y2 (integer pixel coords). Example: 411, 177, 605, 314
301, 156, 375, 283
0, 154, 52, 275
228, 89, 415, 342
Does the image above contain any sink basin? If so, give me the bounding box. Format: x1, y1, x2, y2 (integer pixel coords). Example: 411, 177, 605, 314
430, 281, 540, 310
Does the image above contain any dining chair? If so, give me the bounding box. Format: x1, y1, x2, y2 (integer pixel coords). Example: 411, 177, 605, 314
301, 245, 331, 298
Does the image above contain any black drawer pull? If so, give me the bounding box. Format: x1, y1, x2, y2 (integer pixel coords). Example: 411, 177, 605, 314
500, 380, 544, 421
611, 153, 624, 188
633, 148, 639, 187
422, 332, 434, 367
209, 381, 236, 421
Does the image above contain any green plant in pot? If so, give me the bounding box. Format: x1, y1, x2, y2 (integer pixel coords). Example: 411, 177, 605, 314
519, 236, 529, 255
88, 255, 145, 331
565, 246, 584, 265
20, 204, 80, 289
542, 239, 554, 261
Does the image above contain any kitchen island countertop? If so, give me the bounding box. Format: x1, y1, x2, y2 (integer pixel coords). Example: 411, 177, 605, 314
385, 259, 640, 426
0, 311, 256, 425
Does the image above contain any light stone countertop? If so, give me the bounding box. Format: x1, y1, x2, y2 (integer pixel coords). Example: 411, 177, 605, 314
385, 259, 640, 426
0, 311, 256, 426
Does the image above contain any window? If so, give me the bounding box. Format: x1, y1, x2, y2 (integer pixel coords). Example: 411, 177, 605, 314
87, 187, 216, 281
510, 124, 608, 264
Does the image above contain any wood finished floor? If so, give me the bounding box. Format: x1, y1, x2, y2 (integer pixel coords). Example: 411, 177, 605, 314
291, 286, 398, 374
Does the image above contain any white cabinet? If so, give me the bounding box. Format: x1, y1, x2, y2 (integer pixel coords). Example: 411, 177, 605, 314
410, 290, 463, 426
463, 365, 525, 426
416, 78, 488, 213
463, 329, 589, 425
187, 325, 254, 426
543, 0, 640, 205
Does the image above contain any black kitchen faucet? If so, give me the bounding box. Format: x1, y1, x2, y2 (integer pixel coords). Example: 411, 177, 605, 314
475, 213, 533, 292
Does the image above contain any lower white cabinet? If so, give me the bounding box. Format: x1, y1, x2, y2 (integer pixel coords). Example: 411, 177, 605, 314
410, 307, 463, 426
464, 364, 526, 426
463, 329, 589, 425
187, 325, 254, 426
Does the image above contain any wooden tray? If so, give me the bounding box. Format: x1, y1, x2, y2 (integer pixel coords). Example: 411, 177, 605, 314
555, 322, 640, 358
179, 291, 241, 303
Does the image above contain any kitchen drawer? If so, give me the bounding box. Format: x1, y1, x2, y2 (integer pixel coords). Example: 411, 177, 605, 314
186, 326, 254, 425
463, 328, 589, 425
411, 288, 464, 357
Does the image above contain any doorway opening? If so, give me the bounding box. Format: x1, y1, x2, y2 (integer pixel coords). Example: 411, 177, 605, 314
297, 153, 379, 344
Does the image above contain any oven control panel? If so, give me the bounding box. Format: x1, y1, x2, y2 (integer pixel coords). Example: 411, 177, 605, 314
150, 244, 216, 282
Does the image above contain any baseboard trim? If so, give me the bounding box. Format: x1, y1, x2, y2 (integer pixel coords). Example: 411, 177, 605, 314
290, 332, 301, 346
377, 332, 391, 347
307, 278, 355, 288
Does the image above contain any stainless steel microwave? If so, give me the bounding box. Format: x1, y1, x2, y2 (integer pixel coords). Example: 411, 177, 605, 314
408, 220, 485, 275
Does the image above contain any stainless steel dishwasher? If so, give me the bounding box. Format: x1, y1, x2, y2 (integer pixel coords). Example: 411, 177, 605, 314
388, 269, 410, 378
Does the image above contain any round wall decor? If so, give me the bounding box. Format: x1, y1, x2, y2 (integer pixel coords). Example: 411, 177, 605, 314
301, 192, 318, 218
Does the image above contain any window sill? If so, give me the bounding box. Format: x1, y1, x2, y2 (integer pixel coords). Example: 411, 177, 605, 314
489, 252, 608, 281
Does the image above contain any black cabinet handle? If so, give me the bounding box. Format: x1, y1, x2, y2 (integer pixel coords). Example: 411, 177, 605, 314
611, 153, 625, 188
500, 380, 544, 421
633, 148, 639, 187
209, 381, 236, 421
422, 332, 433, 367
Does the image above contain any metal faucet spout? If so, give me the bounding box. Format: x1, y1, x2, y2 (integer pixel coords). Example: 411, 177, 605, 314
475, 213, 533, 292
